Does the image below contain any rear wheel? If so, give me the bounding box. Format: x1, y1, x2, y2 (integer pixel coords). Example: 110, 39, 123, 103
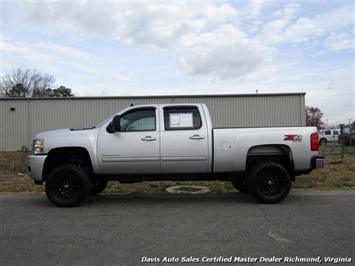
45, 164, 90, 207
247, 162, 291, 204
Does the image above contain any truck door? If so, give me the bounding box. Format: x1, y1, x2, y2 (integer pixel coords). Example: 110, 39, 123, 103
160, 106, 209, 173
97, 107, 160, 174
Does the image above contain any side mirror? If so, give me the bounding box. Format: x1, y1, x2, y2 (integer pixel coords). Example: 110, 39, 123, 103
106, 115, 121, 133
106, 121, 114, 133
113, 115, 121, 132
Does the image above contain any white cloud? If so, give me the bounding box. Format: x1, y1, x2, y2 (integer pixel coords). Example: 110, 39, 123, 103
180, 44, 262, 79
249, 0, 270, 17
176, 23, 263, 79
324, 33, 355, 51
258, 3, 354, 52
1, 36, 131, 91
114, 2, 238, 50
11, 1, 259, 80
1, 1, 354, 124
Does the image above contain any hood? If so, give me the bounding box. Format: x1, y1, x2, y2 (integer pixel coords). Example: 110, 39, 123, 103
35, 129, 72, 139
35, 127, 96, 139
34, 127, 99, 154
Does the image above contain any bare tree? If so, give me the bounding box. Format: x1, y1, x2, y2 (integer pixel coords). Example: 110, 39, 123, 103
0, 69, 55, 97
306, 106, 324, 130
32, 73, 56, 97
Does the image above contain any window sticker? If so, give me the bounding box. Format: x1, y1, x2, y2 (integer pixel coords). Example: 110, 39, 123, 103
169, 113, 193, 128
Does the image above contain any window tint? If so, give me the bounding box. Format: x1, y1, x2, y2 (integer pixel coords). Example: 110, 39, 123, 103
164, 107, 202, 130
120, 109, 156, 131
325, 131, 331, 135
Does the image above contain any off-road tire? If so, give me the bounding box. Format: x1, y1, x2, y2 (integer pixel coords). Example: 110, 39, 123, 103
45, 164, 91, 207
247, 162, 291, 204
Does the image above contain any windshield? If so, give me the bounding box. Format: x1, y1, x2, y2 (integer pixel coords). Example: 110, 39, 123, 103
96, 116, 114, 128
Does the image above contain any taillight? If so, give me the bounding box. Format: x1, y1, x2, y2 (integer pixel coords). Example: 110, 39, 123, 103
311, 132, 319, 151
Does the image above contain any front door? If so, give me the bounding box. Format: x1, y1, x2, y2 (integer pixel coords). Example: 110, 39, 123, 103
97, 107, 160, 174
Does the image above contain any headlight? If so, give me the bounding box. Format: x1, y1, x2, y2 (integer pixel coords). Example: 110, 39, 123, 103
33, 139, 45, 154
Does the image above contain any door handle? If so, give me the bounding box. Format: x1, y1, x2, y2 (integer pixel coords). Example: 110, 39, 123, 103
189, 134, 205, 140
141, 136, 157, 141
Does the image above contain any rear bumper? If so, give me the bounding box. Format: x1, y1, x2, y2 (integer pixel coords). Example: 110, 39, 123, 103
27, 155, 47, 184
311, 155, 324, 169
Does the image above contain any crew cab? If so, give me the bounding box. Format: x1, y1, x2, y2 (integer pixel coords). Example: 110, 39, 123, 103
28, 103, 324, 207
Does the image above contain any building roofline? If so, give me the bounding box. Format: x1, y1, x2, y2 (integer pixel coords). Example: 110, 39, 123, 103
0, 92, 306, 101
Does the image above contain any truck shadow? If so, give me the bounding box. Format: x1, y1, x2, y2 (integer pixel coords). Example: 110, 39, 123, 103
29, 191, 304, 208
85, 192, 292, 207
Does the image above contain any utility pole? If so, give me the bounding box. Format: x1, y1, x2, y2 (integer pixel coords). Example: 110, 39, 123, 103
349, 119, 352, 147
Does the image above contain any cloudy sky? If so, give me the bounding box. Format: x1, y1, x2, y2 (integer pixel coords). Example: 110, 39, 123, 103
1, 0, 354, 126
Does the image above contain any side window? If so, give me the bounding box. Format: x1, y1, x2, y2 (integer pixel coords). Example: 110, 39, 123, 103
120, 109, 156, 131
325, 131, 331, 135
164, 107, 202, 130
333, 131, 339, 135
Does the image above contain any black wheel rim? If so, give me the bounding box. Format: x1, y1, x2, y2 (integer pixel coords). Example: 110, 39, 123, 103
53, 173, 81, 200
256, 168, 284, 196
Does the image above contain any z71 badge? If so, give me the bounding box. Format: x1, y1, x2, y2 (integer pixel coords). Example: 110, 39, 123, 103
284, 135, 302, 142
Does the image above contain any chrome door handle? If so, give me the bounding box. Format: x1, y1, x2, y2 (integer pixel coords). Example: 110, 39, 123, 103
189, 134, 205, 140
141, 136, 157, 141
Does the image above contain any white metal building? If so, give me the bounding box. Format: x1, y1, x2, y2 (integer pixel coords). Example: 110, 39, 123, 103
0, 93, 306, 151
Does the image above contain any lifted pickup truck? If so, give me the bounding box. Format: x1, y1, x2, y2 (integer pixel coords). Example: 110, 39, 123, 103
28, 103, 324, 207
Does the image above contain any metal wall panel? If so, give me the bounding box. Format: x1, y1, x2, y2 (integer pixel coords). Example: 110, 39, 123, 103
0, 93, 306, 151
1, 99, 30, 151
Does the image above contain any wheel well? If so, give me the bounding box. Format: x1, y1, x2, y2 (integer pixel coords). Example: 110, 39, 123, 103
43, 147, 93, 181
319, 138, 327, 143
246, 145, 295, 181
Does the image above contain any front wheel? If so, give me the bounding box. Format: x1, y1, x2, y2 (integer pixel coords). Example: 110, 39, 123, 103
247, 162, 291, 204
45, 164, 91, 207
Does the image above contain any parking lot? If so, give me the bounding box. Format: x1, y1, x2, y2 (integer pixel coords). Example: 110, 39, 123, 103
1, 191, 354, 265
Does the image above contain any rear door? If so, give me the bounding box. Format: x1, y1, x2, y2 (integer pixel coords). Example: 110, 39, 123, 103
160, 105, 209, 173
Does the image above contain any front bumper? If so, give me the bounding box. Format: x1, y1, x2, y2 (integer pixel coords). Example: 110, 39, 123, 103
311, 155, 324, 169
27, 155, 47, 184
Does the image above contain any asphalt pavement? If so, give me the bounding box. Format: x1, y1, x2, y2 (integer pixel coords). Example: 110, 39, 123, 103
1, 191, 354, 266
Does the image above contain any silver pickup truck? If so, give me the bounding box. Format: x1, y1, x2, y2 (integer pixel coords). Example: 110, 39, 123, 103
28, 103, 324, 207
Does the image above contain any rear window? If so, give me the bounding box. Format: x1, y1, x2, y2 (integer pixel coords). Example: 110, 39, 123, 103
163, 107, 202, 130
